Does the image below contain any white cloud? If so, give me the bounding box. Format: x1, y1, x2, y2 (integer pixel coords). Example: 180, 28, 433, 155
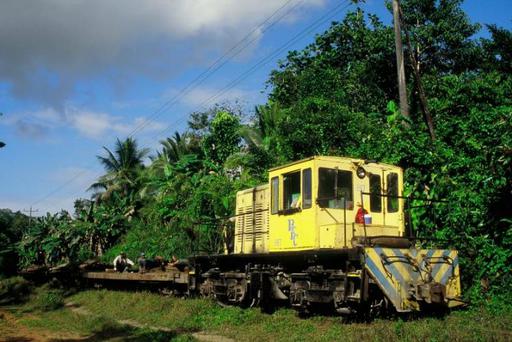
14, 120, 48, 139
3, 107, 166, 140
0, 0, 325, 106
69, 110, 113, 138
67, 109, 166, 139
31, 107, 61, 122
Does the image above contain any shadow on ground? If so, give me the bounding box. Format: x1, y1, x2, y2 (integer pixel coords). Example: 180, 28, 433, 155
3, 338, 33, 342
47, 322, 185, 342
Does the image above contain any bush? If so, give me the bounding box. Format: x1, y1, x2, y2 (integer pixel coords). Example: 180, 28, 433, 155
29, 287, 65, 312
102, 218, 193, 263
0, 276, 32, 304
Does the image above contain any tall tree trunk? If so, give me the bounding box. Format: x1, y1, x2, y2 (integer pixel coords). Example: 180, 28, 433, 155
399, 6, 436, 141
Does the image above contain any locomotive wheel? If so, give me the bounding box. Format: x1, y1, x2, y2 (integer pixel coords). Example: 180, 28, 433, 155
369, 297, 389, 318
366, 285, 390, 319
216, 296, 230, 307
199, 278, 216, 299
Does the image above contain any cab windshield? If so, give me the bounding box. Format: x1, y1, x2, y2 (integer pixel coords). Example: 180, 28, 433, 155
317, 168, 353, 209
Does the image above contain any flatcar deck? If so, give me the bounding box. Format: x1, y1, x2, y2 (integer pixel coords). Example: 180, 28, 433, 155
82, 269, 189, 284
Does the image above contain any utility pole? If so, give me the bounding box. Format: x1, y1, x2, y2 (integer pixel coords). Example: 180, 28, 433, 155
392, 0, 410, 120
23, 206, 39, 227
399, 7, 436, 141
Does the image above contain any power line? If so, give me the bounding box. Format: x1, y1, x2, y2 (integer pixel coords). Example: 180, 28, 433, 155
29, 0, 303, 209
127, 0, 302, 138
30, 168, 104, 210
33, 0, 355, 213
200, 0, 352, 109
152, 0, 352, 141
31, 175, 88, 207
34, 0, 353, 212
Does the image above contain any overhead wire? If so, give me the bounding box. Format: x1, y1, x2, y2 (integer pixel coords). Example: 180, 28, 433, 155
35, 0, 353, 210
29, 0, 305, 209
145, 0, 352, 144
127, 0, 302, 137
33, 0, 354, 211
198, 0, 352, 110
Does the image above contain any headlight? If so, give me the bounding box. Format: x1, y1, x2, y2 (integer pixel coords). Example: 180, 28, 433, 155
357, 166, 366, 179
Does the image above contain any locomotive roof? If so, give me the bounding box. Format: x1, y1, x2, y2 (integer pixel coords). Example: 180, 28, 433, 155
268, 156, 402, 172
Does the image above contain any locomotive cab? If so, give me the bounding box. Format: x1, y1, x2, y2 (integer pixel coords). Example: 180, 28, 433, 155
234, 156, 405, 254
268, 156, 405, 252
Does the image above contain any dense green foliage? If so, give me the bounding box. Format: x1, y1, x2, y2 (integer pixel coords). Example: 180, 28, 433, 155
2, 0, 510, 302
0, 210, 28, 276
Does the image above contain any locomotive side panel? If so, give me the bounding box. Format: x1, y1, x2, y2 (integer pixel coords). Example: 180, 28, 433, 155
234, 184, 269, 254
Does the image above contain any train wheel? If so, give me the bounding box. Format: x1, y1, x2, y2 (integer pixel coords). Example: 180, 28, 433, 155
199, 278, 216, 299
367, 286, 390, 319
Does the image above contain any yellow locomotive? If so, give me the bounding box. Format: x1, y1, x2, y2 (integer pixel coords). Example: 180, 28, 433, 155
198, 156, 464, 315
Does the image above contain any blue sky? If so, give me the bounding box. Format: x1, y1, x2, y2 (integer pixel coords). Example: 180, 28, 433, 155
0, 0, 510, 215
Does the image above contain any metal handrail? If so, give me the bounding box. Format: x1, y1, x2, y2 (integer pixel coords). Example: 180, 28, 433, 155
343, 192, 347, 248
360, 192, 448, 203
358, 191, 449, 244
360, 191, 368, 243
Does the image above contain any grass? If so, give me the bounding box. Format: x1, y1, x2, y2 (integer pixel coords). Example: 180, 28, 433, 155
1, 282, 511, 341
1, 302, 195, 341
18, 311, 193, 342
0, 278, 196, 341
69, 289, 512, 342
9, 308, 193, 341
27, 286, 65, 311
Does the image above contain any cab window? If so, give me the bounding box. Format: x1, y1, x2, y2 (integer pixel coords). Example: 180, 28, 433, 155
283, 171, 301, 209
387, 173, 399, 213
271, 177, 279, 214
302, 168, 312, 209
318, 168, 353, 209
369, 174, 382, 212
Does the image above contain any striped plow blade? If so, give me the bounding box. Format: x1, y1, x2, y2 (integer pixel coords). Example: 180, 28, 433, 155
364, 247, 463, 312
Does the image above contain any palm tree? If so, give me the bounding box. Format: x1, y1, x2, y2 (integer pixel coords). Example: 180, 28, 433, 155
237, 102, 283, 150
157, 131, 201, 163
140, 132, 203, 199
224, 102, 283, 178
89, 138, 149, 202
